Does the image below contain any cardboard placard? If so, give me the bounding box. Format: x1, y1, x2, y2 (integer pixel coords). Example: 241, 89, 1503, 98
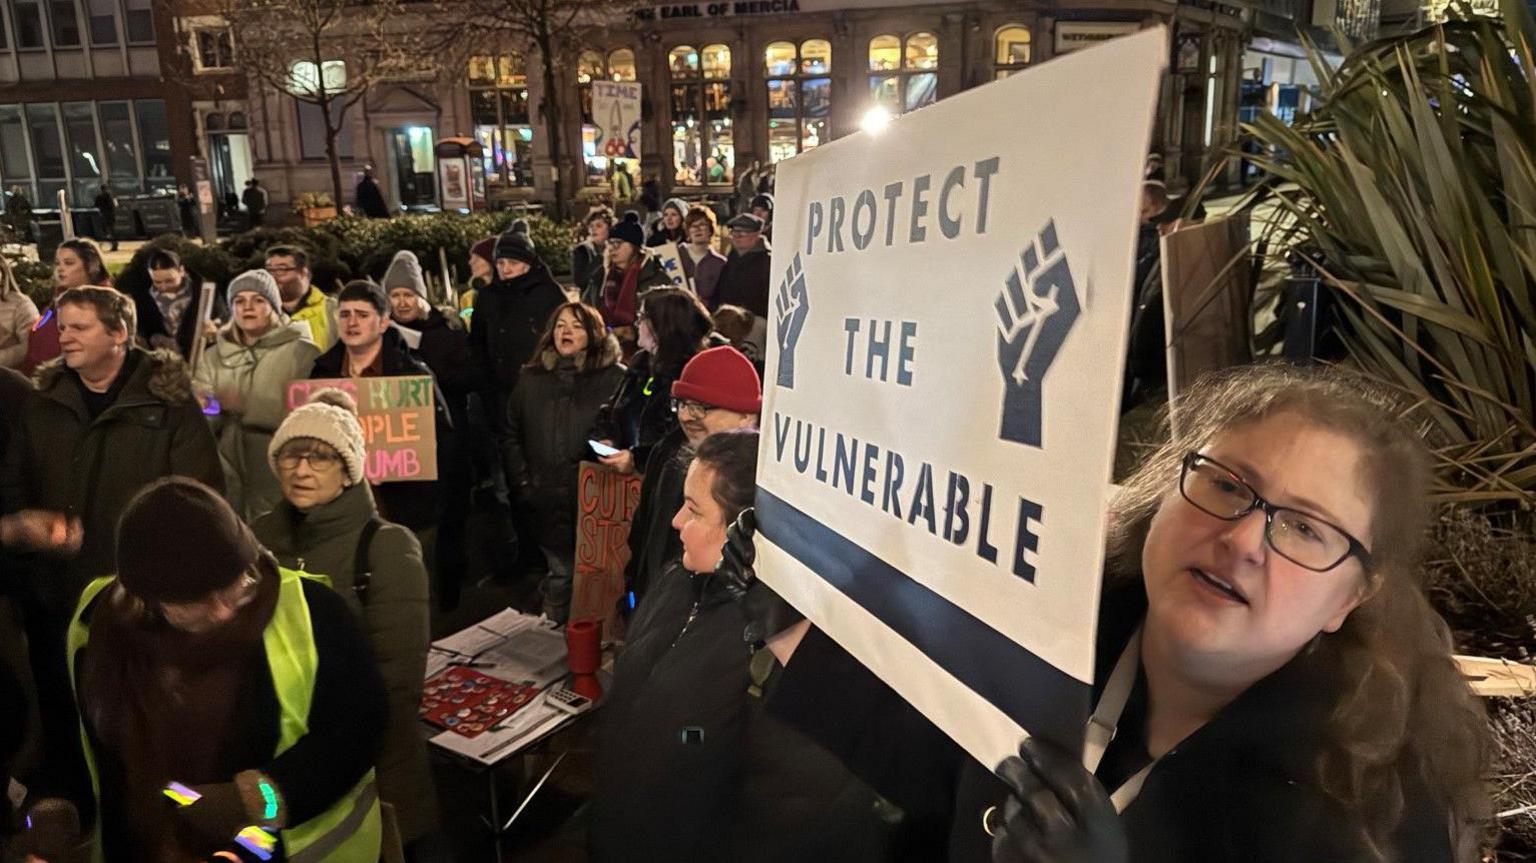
756, 28, 1168, 768
570, 461, 644, 637
651, 241, 692, 291
286, 376, 437, 482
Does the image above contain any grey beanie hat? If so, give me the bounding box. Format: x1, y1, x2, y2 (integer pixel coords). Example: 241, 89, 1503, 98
268, 388, 368, 485
381, 250, 427, 299
227, 269, 283, 315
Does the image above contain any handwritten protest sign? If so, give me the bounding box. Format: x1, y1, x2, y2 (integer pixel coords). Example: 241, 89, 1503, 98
570, 462, 644, 637
755, 28, 1167, 768
592, 81, 642, 160
286, 376, 438, 482
651, 241, 691, 290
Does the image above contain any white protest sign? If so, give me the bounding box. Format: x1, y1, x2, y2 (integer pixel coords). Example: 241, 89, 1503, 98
651, 241, 692, 290
755, 28, 1168, 769
592, 81, 642, 160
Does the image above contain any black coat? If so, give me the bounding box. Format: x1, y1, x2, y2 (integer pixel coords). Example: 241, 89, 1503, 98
356, 177, 390, 218
310, 327, 454, 531
588, 349, 683, 472
622, 427, 686, 605
570, 241, 602, 295
398, 308, 484, 430
467, 264, 567, 415
590, 562, 754, 862
770, 582, 1457, 863
133, 275, 229, 360
501, 336, 625, 548
713, 241, 772, 318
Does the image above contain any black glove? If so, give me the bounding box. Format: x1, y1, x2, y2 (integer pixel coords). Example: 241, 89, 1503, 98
19, 798, 89, 863
991, 737, 1127, 863
171, 782, 253, 850
715, 508, 804, 644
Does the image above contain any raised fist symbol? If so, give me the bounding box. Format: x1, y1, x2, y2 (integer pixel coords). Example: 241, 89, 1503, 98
774, 252, 810, 389
995, 220, 1081, 447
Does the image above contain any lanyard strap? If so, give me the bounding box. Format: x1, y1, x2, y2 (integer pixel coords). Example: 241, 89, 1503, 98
1082, 625, 1152, 813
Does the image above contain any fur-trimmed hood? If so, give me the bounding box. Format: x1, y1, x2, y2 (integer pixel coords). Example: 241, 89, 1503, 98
535, 331, 622, 372
34, 346, 198, 407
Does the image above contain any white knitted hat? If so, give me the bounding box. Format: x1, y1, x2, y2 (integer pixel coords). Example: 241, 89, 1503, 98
268, 388, 368, 485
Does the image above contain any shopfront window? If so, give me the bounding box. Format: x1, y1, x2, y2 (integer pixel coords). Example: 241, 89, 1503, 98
99, 101, 140, 195
994, 25, 1030, 79
134, 98, 173, 190
868, 32, 937, 114
0, 107, 35, 201
670, 43, 733, 186
26, 104, 66, 204
765, 39, 831, 163
469, 53, 533, 187
62, 101, 102, 204
580, 47, 640, 186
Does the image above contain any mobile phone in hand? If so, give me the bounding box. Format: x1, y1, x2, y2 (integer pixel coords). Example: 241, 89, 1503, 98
588, 440, 621, 458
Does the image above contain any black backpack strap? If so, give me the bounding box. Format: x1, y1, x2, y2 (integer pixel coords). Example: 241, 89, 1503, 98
354, 517, 384, 606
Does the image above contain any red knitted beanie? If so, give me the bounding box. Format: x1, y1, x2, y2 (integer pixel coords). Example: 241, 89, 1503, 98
671, 346, 762, 414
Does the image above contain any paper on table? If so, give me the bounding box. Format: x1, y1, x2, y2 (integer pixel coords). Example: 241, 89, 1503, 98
429, 697, 572, 765
487, 627, 567, 678
431, 607, 538, 658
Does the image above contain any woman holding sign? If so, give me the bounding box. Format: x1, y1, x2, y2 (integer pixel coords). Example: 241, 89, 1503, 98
193, 269, 320, 522
734, 364, 1490, 862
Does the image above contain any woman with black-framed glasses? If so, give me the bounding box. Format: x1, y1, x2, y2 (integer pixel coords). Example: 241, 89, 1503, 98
750, 363, 1490, 863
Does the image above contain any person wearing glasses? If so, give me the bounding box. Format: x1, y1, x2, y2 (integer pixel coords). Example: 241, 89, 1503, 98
264, 246, 338, 351
253, 389, 436, 853
731, 363, 1490, 862
502, 302, 626, 623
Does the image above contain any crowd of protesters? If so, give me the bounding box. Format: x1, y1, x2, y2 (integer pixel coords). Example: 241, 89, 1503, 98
0, 179, 1497, 863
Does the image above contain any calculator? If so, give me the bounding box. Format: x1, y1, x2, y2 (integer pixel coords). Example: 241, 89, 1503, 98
546, 685, 594, 715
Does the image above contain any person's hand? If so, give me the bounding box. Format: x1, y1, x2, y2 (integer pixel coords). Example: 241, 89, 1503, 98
19, 798, 88, 863
215, 387, 245, 414
203, 319, 221, 343
0, 511, 83, 554
171, 782, 253, 849
715, 508, 804, 643
991, 737, 1127, 863
599, 448, 636, 474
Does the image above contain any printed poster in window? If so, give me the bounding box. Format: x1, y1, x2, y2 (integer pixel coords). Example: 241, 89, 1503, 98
593, 81, 642, 160
1176, 32, 1202, 73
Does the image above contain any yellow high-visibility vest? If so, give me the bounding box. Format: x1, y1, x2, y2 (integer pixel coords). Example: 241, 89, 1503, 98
67, 567, 382, 862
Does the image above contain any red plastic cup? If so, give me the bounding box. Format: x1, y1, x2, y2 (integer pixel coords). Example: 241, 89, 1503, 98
565, 618, 602, 676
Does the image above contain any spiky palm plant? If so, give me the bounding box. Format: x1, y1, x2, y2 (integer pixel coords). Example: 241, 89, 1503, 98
1229, 0, 1536, 505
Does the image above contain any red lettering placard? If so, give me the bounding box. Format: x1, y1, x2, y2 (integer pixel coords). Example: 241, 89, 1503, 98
570, 461, 644, 638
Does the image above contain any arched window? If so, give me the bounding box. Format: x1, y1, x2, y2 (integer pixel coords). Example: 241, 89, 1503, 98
607, 49, 637, 81
994, 25, 1030, 79
670, 43, 733, 186
765, 38, 831, 163
205, 112, 226, 132
580, 48, 641, 186
468, 53, 533, 188
227, 111, 247, 130
868, 32, 937, 114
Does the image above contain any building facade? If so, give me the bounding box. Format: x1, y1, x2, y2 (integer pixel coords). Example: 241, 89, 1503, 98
237, 0, 1254, 216
0, 0, 249, 213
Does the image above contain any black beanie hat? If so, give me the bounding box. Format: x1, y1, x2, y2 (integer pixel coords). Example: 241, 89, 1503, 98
493, 226, 539, 266
116, 477, 258, 603
610, 211, 645, 248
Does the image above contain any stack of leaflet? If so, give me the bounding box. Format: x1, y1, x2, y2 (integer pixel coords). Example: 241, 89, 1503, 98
424, 608, 578, 765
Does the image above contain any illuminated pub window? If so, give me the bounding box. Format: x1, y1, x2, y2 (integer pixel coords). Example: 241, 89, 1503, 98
669, 43, 733, 186
994, 25, 1030, 79
764, 38, 831, 163
580, 48, 639, 186
868, 32, 938, 113
468, 53, 533, 187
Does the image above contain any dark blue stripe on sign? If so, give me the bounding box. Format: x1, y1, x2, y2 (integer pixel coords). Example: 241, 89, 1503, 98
755, 488, 1090, 754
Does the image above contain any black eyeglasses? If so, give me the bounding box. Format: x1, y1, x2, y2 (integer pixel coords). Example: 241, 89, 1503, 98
276, 449, 341, 472
1179, 452, 1372, 572
671, 398, 717, 417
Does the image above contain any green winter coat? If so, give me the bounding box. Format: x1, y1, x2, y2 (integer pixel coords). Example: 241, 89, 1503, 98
251, 482, 438, 843
1, 348, 222, 610
193, 320, 320, 522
